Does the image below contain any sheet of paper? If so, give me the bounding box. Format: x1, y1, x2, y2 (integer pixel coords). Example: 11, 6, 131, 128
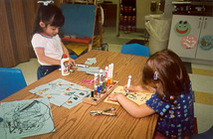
77, 66, 106, 75
104, 86, 153, 105
0, 98, 54, 138
84, 57, 97, 65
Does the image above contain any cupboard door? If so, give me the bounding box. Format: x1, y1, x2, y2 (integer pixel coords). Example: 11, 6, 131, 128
168, 15, 202, 58
195, 17, 213, 61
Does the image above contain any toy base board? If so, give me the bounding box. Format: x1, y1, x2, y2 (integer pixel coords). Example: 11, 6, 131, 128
83, 80, 119, 105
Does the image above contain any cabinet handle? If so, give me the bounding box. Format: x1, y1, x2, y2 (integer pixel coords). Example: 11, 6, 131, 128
203, 18, 207, 29
198, 18, 202, 29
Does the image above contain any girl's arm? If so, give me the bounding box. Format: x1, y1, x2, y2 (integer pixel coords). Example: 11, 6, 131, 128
35, 48, 61, 65
108, 93, 155, 118
61, 42, 75, 66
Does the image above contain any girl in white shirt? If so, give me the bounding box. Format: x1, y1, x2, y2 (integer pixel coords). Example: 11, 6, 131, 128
31, 4, 75, 79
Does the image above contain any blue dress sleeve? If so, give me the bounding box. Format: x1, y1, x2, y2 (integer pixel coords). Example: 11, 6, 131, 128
145, 93, 171, 116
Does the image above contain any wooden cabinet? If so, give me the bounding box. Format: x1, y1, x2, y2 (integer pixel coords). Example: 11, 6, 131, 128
168, 15, 213, 62
101, 3, 117, 27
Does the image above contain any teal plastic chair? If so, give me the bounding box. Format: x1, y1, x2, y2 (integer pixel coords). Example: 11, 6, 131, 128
121, 43, 150, 57
0, 68, 27, 100
70, 54, 78, 59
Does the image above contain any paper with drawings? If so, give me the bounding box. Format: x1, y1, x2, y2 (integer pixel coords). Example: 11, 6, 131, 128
29, 78, 91, 109
0, 98, 54, 138
104, 86, 153, 105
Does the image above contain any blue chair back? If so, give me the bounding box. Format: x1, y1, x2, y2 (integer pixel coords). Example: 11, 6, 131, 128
121, 43, 150, 57
0, 68, 27, 100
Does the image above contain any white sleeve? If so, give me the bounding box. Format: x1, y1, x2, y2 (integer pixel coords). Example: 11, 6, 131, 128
31, 34, 45, 49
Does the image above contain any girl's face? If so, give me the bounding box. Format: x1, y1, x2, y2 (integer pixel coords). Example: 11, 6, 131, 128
41, 23, 60, 37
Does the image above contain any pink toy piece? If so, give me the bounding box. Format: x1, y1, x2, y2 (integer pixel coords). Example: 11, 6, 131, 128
81, 79, 94, 86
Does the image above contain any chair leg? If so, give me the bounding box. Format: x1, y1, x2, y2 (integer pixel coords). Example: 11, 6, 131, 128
101, 43, 109, 51
193, 117, 198, 134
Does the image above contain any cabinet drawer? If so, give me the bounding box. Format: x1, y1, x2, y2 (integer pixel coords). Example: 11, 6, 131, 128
196, 47, 213, 61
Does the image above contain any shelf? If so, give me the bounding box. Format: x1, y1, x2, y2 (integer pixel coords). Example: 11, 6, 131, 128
172, 1, 213, 6
119, 0, 136, 33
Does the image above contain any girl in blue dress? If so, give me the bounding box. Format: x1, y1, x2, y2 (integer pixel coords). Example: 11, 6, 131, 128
108, 49, 194, 138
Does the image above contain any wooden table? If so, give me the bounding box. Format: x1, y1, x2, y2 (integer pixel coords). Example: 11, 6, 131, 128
1, 50, 158, 138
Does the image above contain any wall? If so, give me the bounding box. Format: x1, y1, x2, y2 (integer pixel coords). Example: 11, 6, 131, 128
136, 0, 163, 29
164, 0, 174, 18
136, 0, 150, 29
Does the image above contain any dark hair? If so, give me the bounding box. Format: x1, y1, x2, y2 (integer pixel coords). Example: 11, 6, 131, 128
32, 4, 65, 34
142, 49, 190, 99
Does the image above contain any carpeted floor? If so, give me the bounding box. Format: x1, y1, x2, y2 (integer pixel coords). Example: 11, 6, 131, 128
191, 64, 213, 105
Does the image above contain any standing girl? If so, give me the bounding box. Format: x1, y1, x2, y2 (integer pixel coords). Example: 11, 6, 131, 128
108, 49, 194, 138
31, 3, 75, 79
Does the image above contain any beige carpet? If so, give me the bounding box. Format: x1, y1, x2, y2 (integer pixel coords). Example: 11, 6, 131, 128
192, 65, 213, 105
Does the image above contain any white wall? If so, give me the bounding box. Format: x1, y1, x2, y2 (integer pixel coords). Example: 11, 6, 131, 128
136, 0, 165, 29
136, 0, 150, 29
164, 0, 174, 18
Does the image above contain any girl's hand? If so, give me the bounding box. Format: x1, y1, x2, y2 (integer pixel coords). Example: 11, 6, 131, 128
69, 58, 75, 66
108, 93, 124, 102
123, 85, 137, 92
